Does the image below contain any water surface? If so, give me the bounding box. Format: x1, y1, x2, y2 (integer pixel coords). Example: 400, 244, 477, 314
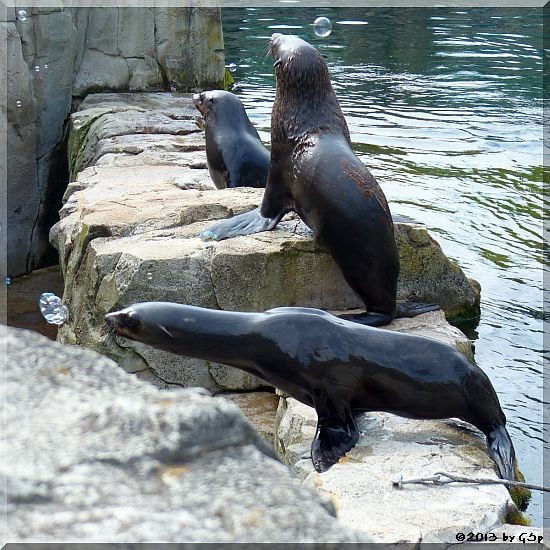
222, 7, 545, 524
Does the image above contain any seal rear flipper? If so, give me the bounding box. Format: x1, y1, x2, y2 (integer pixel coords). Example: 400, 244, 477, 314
395, 301, 440, 318
200, 206, 285, 241
337, 311, 394, 327
311, 409, 359, 472
487, 424, 516, 481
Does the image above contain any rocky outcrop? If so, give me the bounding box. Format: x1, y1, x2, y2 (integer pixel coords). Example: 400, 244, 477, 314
5, 7, 224, 276
3, 325, 369, 542
274, 320, 516, 544
51, 92, 480, 392
40, 91, 523, 542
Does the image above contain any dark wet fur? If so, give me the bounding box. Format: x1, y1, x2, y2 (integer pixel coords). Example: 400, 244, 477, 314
104, 311, 139, 340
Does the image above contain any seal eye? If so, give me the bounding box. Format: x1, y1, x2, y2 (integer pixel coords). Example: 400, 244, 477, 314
273, 59, 282, 69
208, 97, 215, 103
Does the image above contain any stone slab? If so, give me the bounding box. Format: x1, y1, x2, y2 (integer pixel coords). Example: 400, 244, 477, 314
3, 326, 368, 543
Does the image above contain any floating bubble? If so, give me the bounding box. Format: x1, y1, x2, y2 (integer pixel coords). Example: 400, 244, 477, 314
44, 63, 48, 69
313, 16, 332, 38
16, 100, 22, 108
73, 119, 82, 129
39, 292, 68, 326
34, 65, 40, 72
201, 230, 217, 242
5, 277, 11, 285
16, 9, 27, 22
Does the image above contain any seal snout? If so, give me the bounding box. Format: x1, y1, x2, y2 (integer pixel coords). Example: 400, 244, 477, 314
105, 309, 140, 338
192, 92, 203, 107
104, 311, 124, 333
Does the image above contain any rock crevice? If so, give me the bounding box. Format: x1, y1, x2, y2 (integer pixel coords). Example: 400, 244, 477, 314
7, 7, 224, 276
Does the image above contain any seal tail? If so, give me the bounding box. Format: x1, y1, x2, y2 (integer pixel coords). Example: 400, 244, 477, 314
487, 424, 516, 481
395, 301, 440, 319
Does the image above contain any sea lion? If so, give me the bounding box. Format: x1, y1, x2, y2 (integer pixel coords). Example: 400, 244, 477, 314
201, 34, 436, 326
193, 90, 269, 189
105, 302, 516, 480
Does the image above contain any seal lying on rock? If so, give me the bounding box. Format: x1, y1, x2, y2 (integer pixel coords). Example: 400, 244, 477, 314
201, 35, 437, 327
105, 302, 516, 480
193, 90, 269, 189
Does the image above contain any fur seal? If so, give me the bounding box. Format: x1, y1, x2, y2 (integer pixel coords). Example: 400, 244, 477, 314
193, 90, 269, 189
201, 35, 436, 326
105, 302, 516, 480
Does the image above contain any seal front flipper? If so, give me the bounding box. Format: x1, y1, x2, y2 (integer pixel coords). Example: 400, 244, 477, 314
200, 206, 286, 241
486, 424, 516, 481
311, 404, 359, 472
200, 174, 290, 241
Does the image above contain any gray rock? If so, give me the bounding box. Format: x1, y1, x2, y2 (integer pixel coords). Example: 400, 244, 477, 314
276, 396, 516, 544
3, 326, 368, 543
6, 8, 224, 276
68, 100, 202, 178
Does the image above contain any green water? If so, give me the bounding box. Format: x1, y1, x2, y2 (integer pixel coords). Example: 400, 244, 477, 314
222, 7, 545, 525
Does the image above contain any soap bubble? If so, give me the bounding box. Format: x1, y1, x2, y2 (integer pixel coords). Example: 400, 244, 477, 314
39, 292, 68, 326
44, 63, 48, 69
5, 277, 11, 285
34, 65, 40, 72
73, 119, 82, 129
16, 9, 28, 22
201, 230, 217, 242
313, 16, 332, 38
16, 100, 22, 108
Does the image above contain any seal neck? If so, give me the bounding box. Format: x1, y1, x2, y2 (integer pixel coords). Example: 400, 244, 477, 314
271, 86, 350, 145
148, 306, 263, 373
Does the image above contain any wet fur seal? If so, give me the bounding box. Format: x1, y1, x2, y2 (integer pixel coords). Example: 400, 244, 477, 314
201, 35, 437, 326
105, 302, 516, 480
193, 90, 269, 189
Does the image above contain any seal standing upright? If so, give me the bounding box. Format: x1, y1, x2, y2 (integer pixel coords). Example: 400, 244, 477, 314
202, 35, 436, 326
193, 90, 269, 189
106, 301, 517, 481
